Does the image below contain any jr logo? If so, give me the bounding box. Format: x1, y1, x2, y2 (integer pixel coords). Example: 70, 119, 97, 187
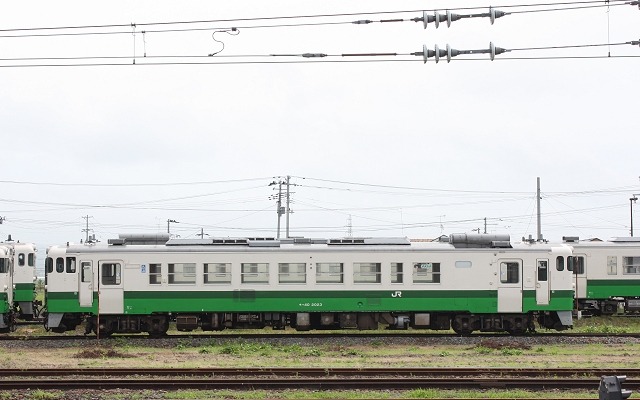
391, 291, 402, 298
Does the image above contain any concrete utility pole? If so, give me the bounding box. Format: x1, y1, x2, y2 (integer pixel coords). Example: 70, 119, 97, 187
167, 219, 178, 234
82, 215, 93, 242
536, 177, 543, 241
285, 175, 291, 238
269, 179, 286, 238
631, 195, 638, 237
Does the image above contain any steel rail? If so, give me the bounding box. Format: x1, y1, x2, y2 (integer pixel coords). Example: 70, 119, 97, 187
0, 367, 638, 378
0, 376, 631, 390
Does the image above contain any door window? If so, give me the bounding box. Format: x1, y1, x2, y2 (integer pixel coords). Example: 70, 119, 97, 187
81, 262, 92, 283
537, 260, 548, 282
101, 263, 121, 285
500, 262, 519, 283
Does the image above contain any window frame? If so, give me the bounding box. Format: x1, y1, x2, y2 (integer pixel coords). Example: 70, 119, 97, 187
499, 261, 520, 284
168, 263, 196, 285
316, 262, 344, 284
278, 263, 306, 284
204, 262, 232, 284
412, 262, 441, 284
241, 263, 269, 284
353, 262, 381, 284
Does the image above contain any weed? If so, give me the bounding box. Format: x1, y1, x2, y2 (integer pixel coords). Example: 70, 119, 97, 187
501, 348, 523, 356
27, 390, 60, 399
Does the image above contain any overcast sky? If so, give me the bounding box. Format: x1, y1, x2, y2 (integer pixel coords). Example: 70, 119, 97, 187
1, 1, 639, 268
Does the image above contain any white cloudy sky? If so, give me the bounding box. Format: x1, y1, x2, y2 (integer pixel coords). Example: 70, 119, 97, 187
1, 0, 639, 264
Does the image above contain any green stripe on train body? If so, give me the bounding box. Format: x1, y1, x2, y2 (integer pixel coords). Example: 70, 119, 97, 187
46, 289, 574, 315
587, 279, 640, 299
0, 293, 9, 314
13, 283, 36, 302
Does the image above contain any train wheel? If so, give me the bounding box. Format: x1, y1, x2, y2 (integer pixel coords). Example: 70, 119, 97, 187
506, 327, 527, 336
603, 303, 617, 314
452, 315, 475, 336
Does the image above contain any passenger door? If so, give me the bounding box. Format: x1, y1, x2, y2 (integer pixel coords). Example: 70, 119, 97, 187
98, 261, 124, 314
536, 259, 550, 305
78, 261, 93, 308
497, 259, 523, 312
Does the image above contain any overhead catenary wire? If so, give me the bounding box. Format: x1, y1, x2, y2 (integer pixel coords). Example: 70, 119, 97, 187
0, 0, 634, 38
0, 54, 638, 68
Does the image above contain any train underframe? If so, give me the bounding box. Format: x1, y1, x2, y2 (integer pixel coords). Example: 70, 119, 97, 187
46, 310, 572, 337
577, 297, 640, 317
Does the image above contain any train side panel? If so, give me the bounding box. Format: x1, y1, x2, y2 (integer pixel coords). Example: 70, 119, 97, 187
45, 236, 575, 335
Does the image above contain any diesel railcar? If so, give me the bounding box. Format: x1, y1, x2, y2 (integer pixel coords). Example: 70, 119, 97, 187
563, 236, 640, 315
0, 240, 38, 331
44, 233, 575, 337
0, 245, 13, 332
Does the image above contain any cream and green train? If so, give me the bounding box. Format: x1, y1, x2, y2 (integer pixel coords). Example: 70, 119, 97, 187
563, 236, 640, 315
44, 233, 575, 336
0, 239, 38, 332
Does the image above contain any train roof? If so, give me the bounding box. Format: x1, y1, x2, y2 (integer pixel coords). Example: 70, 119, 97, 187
561, 236, 640, 248
49, 233, 570, 254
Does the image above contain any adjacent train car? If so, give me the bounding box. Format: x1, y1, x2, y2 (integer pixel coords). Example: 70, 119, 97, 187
0, 239, 38, 330
564, 237, 640, 315
9, 242, 38, 320
0, 245, 13, 332
44, 233, 575, 336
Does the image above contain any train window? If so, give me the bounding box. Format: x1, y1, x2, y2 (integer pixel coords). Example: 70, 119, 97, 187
45, 257, 53, 274
500, 262, 519, 284
204, 263, 231, 284
241, 263, 269, 283
278, 263, 306, 284
56, 257, 64, 273
354, 263, 381, 284
28, 253, 35, 267
316, 263, 344, 284
569, 256, 585, 275
455, 261, 472, 268
18, 253, 25, 266
0, 259, 7, 273
623, 257, 640, 275
101, 263, 121, 285
149, 264, 162, 285
66, 257, 76, 273
413, 262, 441, 283
537, 260, 548, 282
607, 256, 617, 275
556, 256, 564, 271
81, 262, 92, 283
168, 263, 196, 284
391, 263, 403, 283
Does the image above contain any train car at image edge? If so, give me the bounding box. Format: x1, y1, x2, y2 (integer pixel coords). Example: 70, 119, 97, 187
0, 240, 38, 331
44, 233, 575, 336
565, 236, 640, 315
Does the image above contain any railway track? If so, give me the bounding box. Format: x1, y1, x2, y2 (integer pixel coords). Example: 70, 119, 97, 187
0, 366, 638, 377
0, 367, 635, 391
2, 331, 640, 341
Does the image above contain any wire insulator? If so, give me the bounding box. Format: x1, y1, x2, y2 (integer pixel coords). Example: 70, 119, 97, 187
352, 20, 372, 24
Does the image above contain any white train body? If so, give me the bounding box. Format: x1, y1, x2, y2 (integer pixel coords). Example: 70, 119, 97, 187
44, 234, 575, 336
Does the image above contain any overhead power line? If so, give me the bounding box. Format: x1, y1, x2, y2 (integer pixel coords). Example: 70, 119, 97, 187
0, 0, 634, 38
